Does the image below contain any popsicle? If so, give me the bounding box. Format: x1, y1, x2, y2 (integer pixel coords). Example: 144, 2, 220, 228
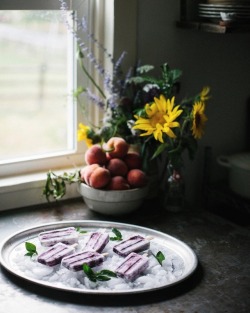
61, 250, 105, 272
37, 242, 76, 267
84, 232, 109, 253
38, 227, 78, 247
115, 252, 149, 281
113, 235, 150, 257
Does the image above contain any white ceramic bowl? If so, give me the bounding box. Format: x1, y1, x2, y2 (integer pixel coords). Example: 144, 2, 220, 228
79, 183, 148, 215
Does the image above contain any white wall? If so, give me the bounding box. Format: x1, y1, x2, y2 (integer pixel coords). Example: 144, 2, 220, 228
136, 0, 250, 205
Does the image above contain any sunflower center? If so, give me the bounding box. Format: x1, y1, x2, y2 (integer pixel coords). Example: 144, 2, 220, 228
195, 112, 202, 126
150, 112, 165, 127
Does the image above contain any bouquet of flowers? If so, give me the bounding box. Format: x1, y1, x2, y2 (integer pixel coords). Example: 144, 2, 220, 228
77, 61, 209, 170
43, 1, 210, 202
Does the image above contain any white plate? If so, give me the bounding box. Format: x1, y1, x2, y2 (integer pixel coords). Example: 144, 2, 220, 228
199, 4, 250, 8
0, 220, 198, 295
199, 8, 250, 12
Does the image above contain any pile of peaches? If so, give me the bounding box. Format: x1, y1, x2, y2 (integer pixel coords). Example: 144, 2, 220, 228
80, 137, 148, 190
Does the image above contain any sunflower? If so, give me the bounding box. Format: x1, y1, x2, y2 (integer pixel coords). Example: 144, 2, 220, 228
133, 95, 183, 143
77, 123, 93, 147
200, 86, 210, 102
191, 101, 207, 139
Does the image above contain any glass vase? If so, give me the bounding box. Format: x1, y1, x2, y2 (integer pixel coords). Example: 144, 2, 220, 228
162, 162, 185, 212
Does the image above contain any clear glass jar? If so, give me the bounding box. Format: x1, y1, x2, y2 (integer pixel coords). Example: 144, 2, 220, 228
163, 163, 185, 212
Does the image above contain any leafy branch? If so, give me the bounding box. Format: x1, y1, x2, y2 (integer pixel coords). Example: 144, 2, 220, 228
43, 170, 81, 201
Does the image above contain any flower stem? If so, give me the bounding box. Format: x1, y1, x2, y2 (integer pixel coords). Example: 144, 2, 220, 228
78, 56, 106, 99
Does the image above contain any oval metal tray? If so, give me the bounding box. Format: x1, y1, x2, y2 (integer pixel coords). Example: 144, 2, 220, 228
0, 220, 197, 295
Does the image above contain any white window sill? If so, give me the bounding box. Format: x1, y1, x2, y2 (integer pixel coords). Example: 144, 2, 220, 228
0, 169, 81, 211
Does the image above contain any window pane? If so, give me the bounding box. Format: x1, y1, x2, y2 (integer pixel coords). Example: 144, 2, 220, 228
0, 10, 74, 162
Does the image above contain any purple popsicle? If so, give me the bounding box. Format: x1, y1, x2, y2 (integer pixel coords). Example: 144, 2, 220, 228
38, 227, 78, 247
115, 252, 149, 281
61, 250, 104, 272
84, 232, 109, 253
37, 242, 76, 266
113, 235, 150, 257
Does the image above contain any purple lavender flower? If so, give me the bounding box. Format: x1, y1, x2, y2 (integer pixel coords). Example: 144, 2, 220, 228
86, 88, 105, 109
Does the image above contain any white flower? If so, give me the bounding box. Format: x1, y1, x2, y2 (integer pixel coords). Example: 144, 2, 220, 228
143, 84, 160, 93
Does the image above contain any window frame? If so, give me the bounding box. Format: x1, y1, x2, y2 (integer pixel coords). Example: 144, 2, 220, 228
0, 0, 137, 211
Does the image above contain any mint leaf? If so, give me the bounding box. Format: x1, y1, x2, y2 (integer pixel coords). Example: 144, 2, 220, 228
25, 242, 38, 257
82, 264, 117, 282
109, 228, 122, 241
152, 251, 165, 266
83, 263, 96, 282
98, 269, 117, 278
95, 275, 112, 281
76, 227, 87, 234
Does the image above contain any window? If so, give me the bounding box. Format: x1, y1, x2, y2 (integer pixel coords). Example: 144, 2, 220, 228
0, 0, 88, 179
0, 0, 137, 211
0, 10, 76, 166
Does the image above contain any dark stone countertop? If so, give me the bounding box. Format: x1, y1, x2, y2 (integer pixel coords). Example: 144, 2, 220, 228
0, 197, 249, 313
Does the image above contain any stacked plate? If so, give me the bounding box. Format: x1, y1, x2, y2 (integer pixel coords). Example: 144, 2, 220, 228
198, 2, 250, 22
207, 1, 250, 4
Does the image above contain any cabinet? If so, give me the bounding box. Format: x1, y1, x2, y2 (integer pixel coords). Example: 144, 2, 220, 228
177, 0, 250, 33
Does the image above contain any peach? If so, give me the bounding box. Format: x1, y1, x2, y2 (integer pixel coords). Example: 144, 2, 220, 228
88, 166, 111, 189
85, 144, 107, 166
106, 158, 128, 177
123, 153, 142, 170
106, 176, 130, 190
106, 137, 129, 159
127, 169, 148, 188
80, 164, 99, 185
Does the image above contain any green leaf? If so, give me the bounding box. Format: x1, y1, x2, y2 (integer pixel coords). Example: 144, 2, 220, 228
76, 227, 88, 234
152, 251, 165, 266
95, 275, 111, 281
136, 64, 154, 74
109, 228, 123, 241
151, 143, 169, 159
126, 76, 145, 84
25, 242, 38, 257
25, 252, 34, 257
82, 264, 117, 282
83, 263, 97, 282
73, 86, 86, 97
99, 269, 117, 278
171, 69, 182, 82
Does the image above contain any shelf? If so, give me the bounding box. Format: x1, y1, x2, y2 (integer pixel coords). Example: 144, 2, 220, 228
176, 20, 250, 34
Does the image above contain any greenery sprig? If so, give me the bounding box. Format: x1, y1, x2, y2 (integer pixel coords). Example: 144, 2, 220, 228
25, 242, 38, 257
43, 170, 81, 201
83, 263, 117, 282
109, 228, 123, 241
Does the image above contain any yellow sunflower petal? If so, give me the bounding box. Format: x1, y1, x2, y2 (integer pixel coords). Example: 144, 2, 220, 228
154, 95, 167, 113
200, 86, 210, 102
153, 123, 164, 143
191, 101, 208, 139
166, 96, 175, 112
163, 125, 177, 138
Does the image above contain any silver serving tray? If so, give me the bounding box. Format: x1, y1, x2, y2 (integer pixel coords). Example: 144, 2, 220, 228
0, 220, 198, 295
